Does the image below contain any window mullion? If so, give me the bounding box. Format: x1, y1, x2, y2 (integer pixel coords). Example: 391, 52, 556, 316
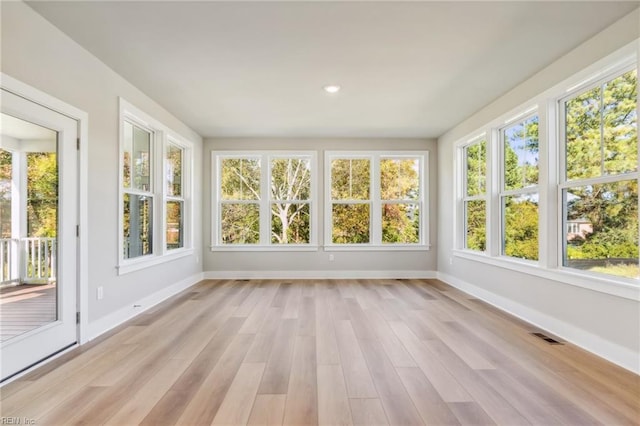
261, 156, 270, 245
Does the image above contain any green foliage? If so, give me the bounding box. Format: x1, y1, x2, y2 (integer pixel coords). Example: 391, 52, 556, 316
504, 116, 539, 191
382, 204, 419, 243
564, 70, 638, 275
166, 144, 183, 197
465, 200, 486, 251
220, 157, 312, 244
332, 204, 370, 243
464, 139, 487, 251
221, 203, 260, 244
332, 159, 370, 200
504, 196, 539, 260
27, 153, 57, 237
221, 158, 261, 201
380, 158, 420, 244
465, 141, 486, 197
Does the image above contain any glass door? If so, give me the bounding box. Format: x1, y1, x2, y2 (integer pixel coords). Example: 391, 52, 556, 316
0, 89, 77, 382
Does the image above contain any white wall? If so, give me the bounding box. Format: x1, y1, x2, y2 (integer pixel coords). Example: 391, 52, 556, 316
1, 2, 203, 328
437, 10, 640, 372
203, 138, 437, 277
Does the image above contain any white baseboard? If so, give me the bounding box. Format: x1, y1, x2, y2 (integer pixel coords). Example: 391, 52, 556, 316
437, 271, 640, 375
203, 270, 436, 280
83, 272, 204, 343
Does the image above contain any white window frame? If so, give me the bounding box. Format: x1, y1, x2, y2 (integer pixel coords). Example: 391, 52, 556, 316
452, 41, 639, 301
325, 151, 430, 251
164, 137, 190, 252
210, 151, 318, 251
460, 135, 488, 252
118, 99, 194, 275
557, 63, 639, 278
499, 112, 540, 262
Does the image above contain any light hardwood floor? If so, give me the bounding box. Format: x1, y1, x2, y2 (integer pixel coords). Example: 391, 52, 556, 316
0, 279, 638, 425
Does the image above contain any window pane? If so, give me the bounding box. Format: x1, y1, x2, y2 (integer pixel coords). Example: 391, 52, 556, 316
271, 158, 311, 201
221, 203, 260, 244
504, 116, 539, 190
382, 203, 419, 244
603, 70, 637, 176
565, 86, 602, 181
465, 141, 486, 196
331, 159, 370, 200
123, 193, 153, 259
221, 158, 261, 201
381, 158, 420, 200
564, 180, 638, 279
271, 203, 310, 244
166, 144, 183, 197
124, 122, 151, 192
503, 194, 538, 260
27, 153, 58, 238
166, 200, 183, 250
123, 121, 132, 188
465, 200, 486, 251
332, 204, 370, 243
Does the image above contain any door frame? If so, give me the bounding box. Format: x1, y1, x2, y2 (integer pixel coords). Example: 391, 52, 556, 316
1, 73, 89, 345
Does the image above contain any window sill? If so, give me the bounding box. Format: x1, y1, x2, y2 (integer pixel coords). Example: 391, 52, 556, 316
325, 244, 431, 252
210, 245, 320, 252
117, 248, 195, 275
452, 249, 640, 301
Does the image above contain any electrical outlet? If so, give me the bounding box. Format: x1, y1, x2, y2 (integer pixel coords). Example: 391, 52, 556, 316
97, 286, 104, 300
329, 254, 335, 261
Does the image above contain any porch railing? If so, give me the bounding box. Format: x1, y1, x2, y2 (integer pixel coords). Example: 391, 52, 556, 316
0, 237, 56, 285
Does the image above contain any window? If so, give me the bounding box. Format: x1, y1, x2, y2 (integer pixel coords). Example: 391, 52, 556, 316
166, 142, 184, 250
501, 115, 539, 261
119, 99, 193, 274
454, 44, 638, 294
326, 151, 429, 249
560, 68, 638, 279
122, 120, 153, 258
462, 137, 487, 251
212, 152, 316, 249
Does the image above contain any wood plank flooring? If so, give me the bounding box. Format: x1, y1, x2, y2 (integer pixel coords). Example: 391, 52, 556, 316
1, 279, 639, 425
0, 283, 56, 342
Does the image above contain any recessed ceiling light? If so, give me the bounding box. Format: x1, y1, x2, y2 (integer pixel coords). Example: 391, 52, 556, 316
323, 85, 341, 94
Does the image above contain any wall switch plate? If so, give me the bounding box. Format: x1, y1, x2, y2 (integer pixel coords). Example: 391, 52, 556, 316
97, 286, 104, 300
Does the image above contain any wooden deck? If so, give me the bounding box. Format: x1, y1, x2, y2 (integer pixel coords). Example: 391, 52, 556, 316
0, 283, 56, 342
1, 279, 638, 425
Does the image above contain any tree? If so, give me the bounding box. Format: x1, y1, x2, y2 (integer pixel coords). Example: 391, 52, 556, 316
27, 152, 58, 237
380, 158, 420, 243
270, 158, 311, 244
464, 141, 487, 250
331, 159, 371, 243
502, 116, 539, 260
565, 70, 638, 265
219, 157, 312, 244
220, 158, 261, 244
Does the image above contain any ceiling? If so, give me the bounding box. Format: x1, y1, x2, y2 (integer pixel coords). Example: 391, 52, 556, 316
1, 113, 56, 141
27, 1, 639, 139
